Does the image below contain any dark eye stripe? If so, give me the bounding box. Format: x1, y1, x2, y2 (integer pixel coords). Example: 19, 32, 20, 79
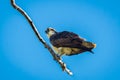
50, 29, 54, 31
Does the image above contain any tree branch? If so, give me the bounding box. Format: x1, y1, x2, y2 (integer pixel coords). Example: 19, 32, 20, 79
10, 0, 72, 75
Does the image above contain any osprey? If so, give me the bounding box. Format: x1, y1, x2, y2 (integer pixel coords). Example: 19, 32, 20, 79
45, 27, 96, 56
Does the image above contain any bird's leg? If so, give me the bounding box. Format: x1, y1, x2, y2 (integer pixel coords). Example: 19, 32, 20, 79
57, 47, 64, 57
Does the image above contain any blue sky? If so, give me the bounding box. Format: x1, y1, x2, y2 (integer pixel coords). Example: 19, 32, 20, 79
0, 0, 120, 80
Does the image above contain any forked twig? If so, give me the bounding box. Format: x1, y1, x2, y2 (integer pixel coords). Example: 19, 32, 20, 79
10, 0, 72, 75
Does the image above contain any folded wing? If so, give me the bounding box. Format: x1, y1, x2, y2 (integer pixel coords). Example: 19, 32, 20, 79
50, 31, 85, 48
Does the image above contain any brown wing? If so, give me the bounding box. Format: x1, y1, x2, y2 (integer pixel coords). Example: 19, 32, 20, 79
50, 31, 85, 48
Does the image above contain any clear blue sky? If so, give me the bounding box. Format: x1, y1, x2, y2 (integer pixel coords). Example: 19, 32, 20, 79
0, 0, 120, 80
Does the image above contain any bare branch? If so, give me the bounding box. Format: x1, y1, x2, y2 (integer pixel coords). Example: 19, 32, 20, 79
10, 0, 73, 75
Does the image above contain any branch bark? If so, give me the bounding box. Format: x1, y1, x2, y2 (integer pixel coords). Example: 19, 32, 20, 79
10, 0, 72, 75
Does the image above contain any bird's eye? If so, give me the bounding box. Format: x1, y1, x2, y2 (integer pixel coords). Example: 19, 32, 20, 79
50, 29, 54, 31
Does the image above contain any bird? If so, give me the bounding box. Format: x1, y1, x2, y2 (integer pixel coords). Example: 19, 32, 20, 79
45, 27, 96, 57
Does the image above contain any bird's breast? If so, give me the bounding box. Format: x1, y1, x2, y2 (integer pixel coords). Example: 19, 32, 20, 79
52, 46, 85, 56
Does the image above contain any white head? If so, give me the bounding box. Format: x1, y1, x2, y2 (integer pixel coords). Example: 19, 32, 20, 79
45, 27, 57, 38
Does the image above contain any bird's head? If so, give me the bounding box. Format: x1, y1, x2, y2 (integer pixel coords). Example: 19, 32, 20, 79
45, 27, 57, 38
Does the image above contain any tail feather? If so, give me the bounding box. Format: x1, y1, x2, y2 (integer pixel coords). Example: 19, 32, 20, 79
81, 41, 96, 54
89, 50, 94, 54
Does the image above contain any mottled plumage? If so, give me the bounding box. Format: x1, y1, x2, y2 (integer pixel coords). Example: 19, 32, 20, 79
45, 27, 96, 56
50, 31, 85, 48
